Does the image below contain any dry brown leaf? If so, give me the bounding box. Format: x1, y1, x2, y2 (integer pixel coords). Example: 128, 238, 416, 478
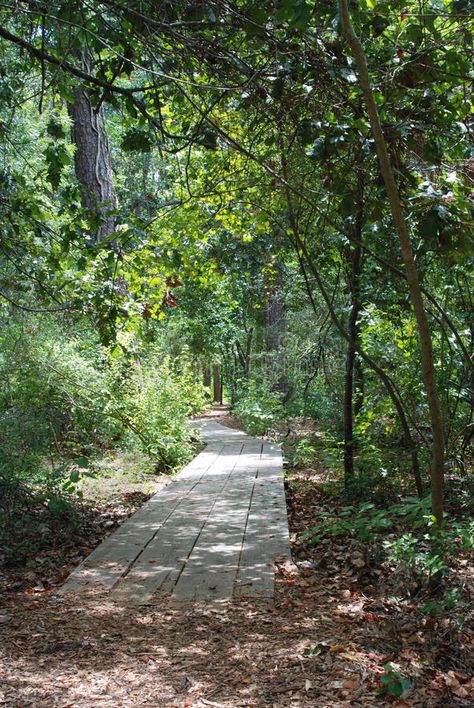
342, 678, 360, 690
452, 686, 469, 698
329, 644, 346, 654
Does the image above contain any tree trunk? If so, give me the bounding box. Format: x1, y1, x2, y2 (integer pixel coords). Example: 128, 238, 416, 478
354, 358, 364, 417
213, 365, 221, 403
264, 257, 289, 399
343, 245, 362, 481
235, 328, 253, 378
203, 367, 211, 388
343, 179, 364, 482
68, 55, 117, 242
281, 121, 424, 496
338, 0, 444, 520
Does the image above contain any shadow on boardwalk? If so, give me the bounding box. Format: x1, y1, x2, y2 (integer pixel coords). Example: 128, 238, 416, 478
60, 421, 290, 606
1, 475, 467, 706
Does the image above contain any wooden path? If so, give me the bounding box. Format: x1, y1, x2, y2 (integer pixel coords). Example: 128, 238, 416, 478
61, 420, 291, 605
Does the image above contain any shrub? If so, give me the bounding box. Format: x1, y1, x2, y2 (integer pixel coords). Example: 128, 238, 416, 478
0, 314, 208, 566
233, 379, 283, 435
116, 349, 206, 471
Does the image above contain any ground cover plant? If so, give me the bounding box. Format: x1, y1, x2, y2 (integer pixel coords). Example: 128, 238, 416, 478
0, 413, 472, 706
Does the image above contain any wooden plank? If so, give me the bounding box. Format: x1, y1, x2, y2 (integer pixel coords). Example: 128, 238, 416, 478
235, 444, 290, 599
171, 442, 262, 603
111, 444, 243, 605
60, 444, 225, 594
190, 420, 253, 444
111, 442, 244, 605
257, 442, 284, 478
60, 492, 184, 594
61, 418, 291, 606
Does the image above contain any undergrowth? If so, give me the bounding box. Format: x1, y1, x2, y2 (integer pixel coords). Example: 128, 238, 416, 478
285, 424, 473, 630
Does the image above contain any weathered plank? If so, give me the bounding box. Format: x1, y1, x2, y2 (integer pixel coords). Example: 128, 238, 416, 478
171, 441, 262, 603
234, 443, 290, 599
60, 443, 225, 594
111, 442, 244, 605
60, 419, 290, 605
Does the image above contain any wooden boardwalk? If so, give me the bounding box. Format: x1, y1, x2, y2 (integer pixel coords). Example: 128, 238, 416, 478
60, 421, 290, 605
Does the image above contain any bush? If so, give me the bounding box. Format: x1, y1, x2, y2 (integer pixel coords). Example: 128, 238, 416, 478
304, 494, 474, 596
0, 460, 82, 565
233, 379, 283, 435
115, 346, 208, 471
0, 313, 209, 565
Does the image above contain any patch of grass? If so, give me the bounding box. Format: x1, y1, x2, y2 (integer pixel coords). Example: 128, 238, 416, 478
79, 451, 160, 502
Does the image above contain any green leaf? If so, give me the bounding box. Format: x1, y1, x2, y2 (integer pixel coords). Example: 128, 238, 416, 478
196, 127, 217, 150
271, 77, 285, 99
121, 128, 154, 152
306, 138, 327, 160
46, 117, 67, 139
74, 456, 90, 468
419, 209, 441, 241
298, 118, 319, 145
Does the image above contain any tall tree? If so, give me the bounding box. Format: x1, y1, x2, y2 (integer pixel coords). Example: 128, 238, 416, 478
338, 0, 445, 521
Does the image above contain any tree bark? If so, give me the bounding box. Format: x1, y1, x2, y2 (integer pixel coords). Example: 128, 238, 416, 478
282, 150, 423, 494
235, 328, 253, 378
343, 178, 364, 482
343, 244, 362, 481
338, 0, 444, 520
354, 358, 364, 417
213, 365, 221, 403
68, 54, 117, 242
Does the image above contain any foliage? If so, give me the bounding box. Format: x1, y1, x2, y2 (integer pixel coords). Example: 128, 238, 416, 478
0, 314, 114, 470
379, 663, 411, 699
0, 0, 472, 564
113, 345, 208, 471
234, 380, 284, 435
0, 463, 81, 565
304, 495, 474, 592
385, 517, 474, 585
0, 311, 207, 563
288, 436, 320, 468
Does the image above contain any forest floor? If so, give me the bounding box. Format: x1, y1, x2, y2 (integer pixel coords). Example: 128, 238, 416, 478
0, 410, 473, 707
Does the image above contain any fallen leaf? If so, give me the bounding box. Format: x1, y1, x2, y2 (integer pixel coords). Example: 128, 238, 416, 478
342, 678, 360, 690
329, 644, 346, 654
453, 686, 469, 698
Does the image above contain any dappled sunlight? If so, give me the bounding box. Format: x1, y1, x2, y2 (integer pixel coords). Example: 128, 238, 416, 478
60, 422, 290, 606
3, 568, 464, 707
0, 0, 471, 703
